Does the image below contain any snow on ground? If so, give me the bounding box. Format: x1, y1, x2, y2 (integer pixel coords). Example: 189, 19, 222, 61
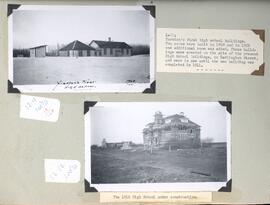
13, 55, 150, 85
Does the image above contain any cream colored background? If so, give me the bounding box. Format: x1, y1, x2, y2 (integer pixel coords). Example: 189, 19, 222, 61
157, 28, 264, 74
0, 0, 269, 204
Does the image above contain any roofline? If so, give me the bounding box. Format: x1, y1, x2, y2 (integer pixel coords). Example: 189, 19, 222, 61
163, 114, 200, 126
59, 40, 95, 51
30, 45, 47, 49
187, 119, 201, 127
164, 114, 184, 119
89, 40, 95, 45
92, 39, 129, 43
90, 40, 132, 48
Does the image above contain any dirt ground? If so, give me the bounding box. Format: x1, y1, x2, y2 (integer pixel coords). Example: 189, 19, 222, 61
91, 145, 227, 184
13, 55, 150, 85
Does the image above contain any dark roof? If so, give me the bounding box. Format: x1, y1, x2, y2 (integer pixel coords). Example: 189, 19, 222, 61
164, 114, 183, 120
59, 40, 94, 51
165, 114, 200, 127
90, 40, 132, 49
30, 45, 47, 49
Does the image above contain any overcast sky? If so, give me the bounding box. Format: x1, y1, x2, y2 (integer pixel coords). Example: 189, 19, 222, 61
90, 102, 229, 145
13, 8, 150, 48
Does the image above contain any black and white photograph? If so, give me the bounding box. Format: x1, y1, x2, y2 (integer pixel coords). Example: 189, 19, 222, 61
8, 5, 155, 93
85, 102, 231, 192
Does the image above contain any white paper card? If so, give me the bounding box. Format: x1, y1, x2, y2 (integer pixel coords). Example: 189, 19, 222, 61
20, 95, 60, 122
157, 28, 264, 75
44, 159, 81, 183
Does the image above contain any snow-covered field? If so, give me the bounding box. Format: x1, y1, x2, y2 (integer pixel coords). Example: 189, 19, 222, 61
13, 55, 150, 85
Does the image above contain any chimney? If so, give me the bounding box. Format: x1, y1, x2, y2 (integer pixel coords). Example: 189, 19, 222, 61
108, 37, 111, 42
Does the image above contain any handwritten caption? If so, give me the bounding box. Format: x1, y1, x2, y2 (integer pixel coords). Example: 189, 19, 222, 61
20, 95, 60, 122
157, 28, 263, 74
100, 192, 212, 203
53, 79, 96, 90
53, 79, 139, 90
44, 159, 80, 183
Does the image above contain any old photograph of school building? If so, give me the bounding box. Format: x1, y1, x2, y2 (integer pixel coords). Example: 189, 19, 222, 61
85, 102, 231, 192
58, 39, 132, 57
9, 5, 154, 92
143, 111, 201, 151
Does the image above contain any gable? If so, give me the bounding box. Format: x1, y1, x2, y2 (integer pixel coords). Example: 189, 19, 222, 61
89, 41, 99, 49
60, 40, 94, 51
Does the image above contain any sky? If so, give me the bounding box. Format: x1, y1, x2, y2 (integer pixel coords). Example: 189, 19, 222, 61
90, 102, 229, 145
13, 8, 150, 49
